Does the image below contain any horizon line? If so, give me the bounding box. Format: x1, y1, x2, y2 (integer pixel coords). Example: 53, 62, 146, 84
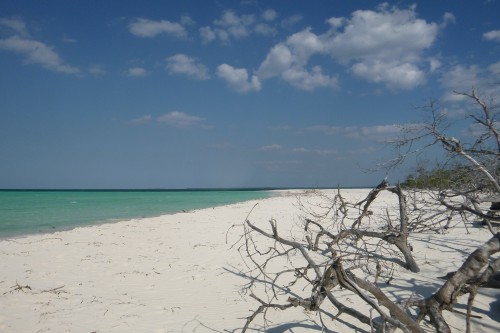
0, 186, 373, 192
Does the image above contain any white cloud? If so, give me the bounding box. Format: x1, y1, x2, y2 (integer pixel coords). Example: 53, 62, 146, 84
350, 60, 425, 90
214, 10, 255, 39
201, 9, 279, 43
62, 36, 77, 43
129, 18, 187, 38
257, 30, 336, 91
254, 23, 277, 36
324, 5, 438, 62
429, 58, 441, 72
0, 17, 29, 36
262, 9, 278, 22
257, 43, 293, 79
483, 30, 500, 42
306, 124, 403, 142
291, 147, 337, 155
180, 15, 195, 26
287, 28, 324, 64
291, 147, 309, 153
327, 17, 345, 29
166, 54, 210, 80
323, 5, 438, 89
157, 111, 207, 128
127, 67, 149, 77
0, 35, 78, 74
281, 14, 303, 28
128, 115, 153, 125
353, 125, 403, 141
440, 65, 481, 94
489, 62, 500, 76
282, 66, 338, 91
440, 12, 456, 28
199, 26, 217, 44
129, 112, 211, 128
439, 63, 500, 101
257, 4, 440, 91
216, 64, 261, 93
89, 64, 105, 75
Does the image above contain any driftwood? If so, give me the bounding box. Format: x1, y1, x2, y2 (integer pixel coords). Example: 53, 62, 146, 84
235, 183, 500, 333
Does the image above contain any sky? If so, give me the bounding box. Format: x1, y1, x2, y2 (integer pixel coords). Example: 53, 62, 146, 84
0, 0, 499, 189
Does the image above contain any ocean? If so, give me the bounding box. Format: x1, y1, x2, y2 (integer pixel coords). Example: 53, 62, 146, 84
0, 190, 270, 238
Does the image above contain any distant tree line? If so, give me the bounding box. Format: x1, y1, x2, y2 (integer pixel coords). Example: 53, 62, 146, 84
400, 163, 474, 189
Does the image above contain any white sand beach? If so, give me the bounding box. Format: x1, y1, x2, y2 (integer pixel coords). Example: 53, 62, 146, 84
1, 189, 499, 332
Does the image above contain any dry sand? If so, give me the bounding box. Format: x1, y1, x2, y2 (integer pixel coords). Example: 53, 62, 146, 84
0, 189, 499, 332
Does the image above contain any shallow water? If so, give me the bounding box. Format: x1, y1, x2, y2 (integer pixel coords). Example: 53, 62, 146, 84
0, 190, 270, 238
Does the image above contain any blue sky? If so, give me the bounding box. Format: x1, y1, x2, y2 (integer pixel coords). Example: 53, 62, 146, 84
0, 0, 499, 189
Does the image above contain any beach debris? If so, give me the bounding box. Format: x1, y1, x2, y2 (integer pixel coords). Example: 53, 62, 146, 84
2, 282, 67, 295
3, 281, 32, 295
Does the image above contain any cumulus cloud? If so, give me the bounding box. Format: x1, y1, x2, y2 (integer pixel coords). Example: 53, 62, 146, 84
216, 64, 261, 93
287, 28, 324, 63
166, 54, 210, 80
200, 9, 279, 43
257, 4, 441, 91
324, 5, 439, 89
129, 18, 187, 38
257, 30, 337, 91
257, 43, 293, 79
350, 60, 425, 90
282, 66, 338, 91
215, 10, 255, 38
157, 111, 208, 128
0, 35, 79, 74
127, 67, 149, 77
324, 5, 437, 62
483, 30, 500, 42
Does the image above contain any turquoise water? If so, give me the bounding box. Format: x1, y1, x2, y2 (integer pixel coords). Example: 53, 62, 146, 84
0, 190, 270, 238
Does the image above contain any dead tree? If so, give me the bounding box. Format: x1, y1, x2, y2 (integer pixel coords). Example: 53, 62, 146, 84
394, 89, 500, 230
236, 191, 500, 332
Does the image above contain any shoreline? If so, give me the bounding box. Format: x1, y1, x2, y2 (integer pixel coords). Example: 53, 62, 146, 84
0, 189, 277, 240
0, 189, 303, 242
1, 189, 498, 332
